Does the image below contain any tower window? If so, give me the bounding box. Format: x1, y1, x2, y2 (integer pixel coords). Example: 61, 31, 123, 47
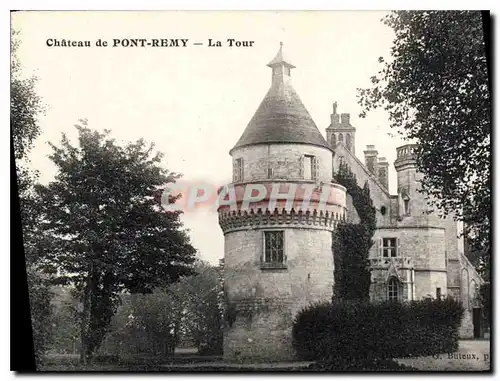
303, 155, 318, 181
404, 199, 410, 215
303, 155, 312, 179
262, 231, 286, 269
338, 133, 343, 142
331, 134, 337, 147
382, 238, 398, 258
388, 278, 400, 302
346, 133, 352, 151
234, 158, 244, 182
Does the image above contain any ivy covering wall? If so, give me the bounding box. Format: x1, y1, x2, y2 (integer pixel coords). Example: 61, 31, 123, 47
333, 162, 376, 301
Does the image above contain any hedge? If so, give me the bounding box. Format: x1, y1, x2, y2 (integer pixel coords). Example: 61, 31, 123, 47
292, 298, 463, 361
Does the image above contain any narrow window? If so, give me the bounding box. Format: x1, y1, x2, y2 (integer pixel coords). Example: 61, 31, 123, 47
234, 158, 244, 182
267, 167, 273, 179
388, 278, 399, 302
338, 133, 343, 142
436, 287, 442, 301
404, 199, 410, 215
346, 133, 352, 151
303, 155, 312, 180
331, 134, 337, 147
311, 156, 319, 181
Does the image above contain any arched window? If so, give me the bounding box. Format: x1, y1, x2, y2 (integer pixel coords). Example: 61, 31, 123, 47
388, 278, 399, 302
346, 133, 352, 151
338, 133, 343, 142
331, 134, 337, 147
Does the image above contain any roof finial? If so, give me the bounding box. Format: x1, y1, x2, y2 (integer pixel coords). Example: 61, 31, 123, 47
267, 42, 296, 69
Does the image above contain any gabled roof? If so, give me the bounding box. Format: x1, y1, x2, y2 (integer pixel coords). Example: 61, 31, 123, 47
230, 44, 331, 153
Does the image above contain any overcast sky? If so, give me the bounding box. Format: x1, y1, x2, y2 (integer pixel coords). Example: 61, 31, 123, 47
13, 11, 407, 265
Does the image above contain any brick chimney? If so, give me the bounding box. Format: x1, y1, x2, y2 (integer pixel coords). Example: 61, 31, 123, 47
340, 113, 350, 126
378, 157, 389, 190
364, 145, 378, 176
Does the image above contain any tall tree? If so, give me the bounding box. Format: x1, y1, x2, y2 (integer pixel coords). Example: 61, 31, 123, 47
35, 124, 197, 364
11, 29, 52, 367
357, 11, 491, 277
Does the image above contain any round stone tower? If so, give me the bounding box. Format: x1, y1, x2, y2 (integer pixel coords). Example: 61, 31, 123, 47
218, 44, 347, 362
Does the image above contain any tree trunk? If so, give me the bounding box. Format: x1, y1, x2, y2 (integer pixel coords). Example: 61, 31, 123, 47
79, 266, 93, 365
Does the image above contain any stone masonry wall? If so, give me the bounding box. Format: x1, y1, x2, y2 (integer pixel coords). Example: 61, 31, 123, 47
371, 227, 446, 270
370, 227, 447, 301
223, 227, 334, 362
232, 144, 333, 183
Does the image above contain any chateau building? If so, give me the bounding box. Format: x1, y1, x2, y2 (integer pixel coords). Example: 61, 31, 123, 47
218, 44, 483, 362
331, 109, 483, 340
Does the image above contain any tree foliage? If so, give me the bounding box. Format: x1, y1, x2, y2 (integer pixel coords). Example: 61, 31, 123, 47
100, 261, 222, 357
173, 261, 223, 354
35, 124, 197, 363
48, 287, 81, 354
358, 11, 491, 275
479, 282, 490, 329
11, 29, 52, 367
332, 163, 376, 301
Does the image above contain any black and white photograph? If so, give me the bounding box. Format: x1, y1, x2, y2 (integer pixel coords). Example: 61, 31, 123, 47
10, 10, 491, 372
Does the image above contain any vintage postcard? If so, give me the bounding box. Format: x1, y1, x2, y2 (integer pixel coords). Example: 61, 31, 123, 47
11, 10, 491, 372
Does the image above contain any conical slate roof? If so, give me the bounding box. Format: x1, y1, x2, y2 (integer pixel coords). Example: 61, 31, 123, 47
231, 44, 331, 153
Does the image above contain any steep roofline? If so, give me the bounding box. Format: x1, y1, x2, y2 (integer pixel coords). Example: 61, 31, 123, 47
231, 43, 331, 154
335, 142, 392, 197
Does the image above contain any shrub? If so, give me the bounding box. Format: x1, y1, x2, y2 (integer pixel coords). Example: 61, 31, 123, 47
292, 298, 463, 362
